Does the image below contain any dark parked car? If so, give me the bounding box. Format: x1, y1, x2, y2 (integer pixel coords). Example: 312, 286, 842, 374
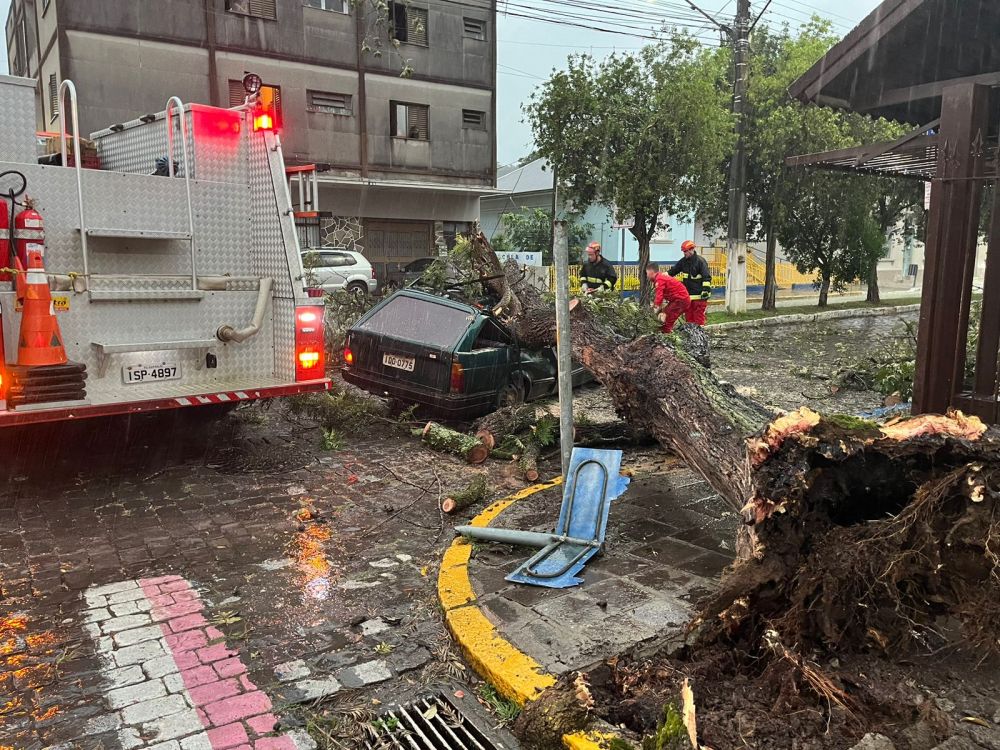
380, 257, 438, 292
342, 289, 590, 419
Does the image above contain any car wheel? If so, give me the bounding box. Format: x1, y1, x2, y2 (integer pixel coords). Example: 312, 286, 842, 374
346, 282, 368, 298
496, 380, 526, 409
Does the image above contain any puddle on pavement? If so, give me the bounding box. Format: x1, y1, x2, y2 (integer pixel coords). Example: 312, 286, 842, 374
0, 612, 62, 741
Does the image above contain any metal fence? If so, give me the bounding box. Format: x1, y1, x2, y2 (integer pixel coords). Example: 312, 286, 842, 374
548, 245, 826, 294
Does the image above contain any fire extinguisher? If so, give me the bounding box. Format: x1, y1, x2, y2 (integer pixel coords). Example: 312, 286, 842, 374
14, 198, 44, 272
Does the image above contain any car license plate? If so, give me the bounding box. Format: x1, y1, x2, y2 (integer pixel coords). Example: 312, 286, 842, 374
383, 353, 415, 372
122, 362, 182, 385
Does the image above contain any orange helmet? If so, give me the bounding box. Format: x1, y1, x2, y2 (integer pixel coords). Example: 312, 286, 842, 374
681, 240, 696, 252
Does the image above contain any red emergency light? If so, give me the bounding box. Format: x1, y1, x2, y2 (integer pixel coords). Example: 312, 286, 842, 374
295, 305, 325, 381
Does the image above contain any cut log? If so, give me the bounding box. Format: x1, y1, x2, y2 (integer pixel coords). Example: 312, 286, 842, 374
518, 440, 541, 482
420, 421, 490, 464
472, 404, 538, 447
441, 475, 491, 514
512, 673, 594, 750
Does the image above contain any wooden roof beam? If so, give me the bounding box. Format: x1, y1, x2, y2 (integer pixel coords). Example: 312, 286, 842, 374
858, 71, 1000, 111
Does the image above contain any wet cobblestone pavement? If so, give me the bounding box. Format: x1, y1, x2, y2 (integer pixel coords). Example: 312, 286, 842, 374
0, 410, 487, 749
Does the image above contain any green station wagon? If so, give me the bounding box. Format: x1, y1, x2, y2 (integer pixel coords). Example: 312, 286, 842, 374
342, 289, 589, 419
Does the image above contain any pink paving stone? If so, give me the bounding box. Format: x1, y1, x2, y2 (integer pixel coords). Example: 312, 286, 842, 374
156, 600, 204, 619
189, 678, 242, 706
214, 656, 247, 678
246, 714, 278, 736
204, 691, 273, 725
205, 626, 225, 641
207, 721, 249, 748
141, 574, 184, 586
171, 589, 201, 602
166, 629, 209, 653
239, 674, 257, 692
197, 708, 209, 724
198, 643, 238, 664
174, 651, 201, 670
233, 746, 252, 750
255, 737, 296, 750
180, 665, 221, 688
160, 579, 192, 593
168, 613, 208, 633
148, 593, 177, 608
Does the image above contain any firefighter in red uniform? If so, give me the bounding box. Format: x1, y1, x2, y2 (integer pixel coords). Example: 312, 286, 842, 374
646, 262, 690, 334
669, 240, 712, 326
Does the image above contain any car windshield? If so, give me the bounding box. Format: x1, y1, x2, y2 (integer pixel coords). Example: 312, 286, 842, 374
357, 295, 475, 349
406, 258, 435, 272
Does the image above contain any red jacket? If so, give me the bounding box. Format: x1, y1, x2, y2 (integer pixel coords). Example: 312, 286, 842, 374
653, 272, 689, 307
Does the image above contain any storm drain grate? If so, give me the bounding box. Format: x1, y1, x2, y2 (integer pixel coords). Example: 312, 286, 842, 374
362, 692, 512, 750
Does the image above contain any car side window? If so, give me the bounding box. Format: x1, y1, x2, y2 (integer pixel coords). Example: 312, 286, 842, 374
472, 318, 513, 350
316, 252, 355, 268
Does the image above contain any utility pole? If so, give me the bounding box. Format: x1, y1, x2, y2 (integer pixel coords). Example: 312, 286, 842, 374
725, 0, 751, 314
552, 220, 574, 479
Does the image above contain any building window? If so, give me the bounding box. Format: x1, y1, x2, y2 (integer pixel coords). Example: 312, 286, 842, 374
228, 79, 283, 126
391, 102, 429, 140
389, 3, 427, 46
48, 74, 59, 121
307, 90, 353, 116
226, 0, 277, 21
304, 0, 349, 12
463, 17, 486, 40
462, 109, 485, 130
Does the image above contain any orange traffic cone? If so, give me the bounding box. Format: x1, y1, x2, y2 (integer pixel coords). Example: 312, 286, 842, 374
15, 247, 68, 367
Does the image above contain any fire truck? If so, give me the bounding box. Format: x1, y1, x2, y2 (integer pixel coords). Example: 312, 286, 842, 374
0, 72, 331, 426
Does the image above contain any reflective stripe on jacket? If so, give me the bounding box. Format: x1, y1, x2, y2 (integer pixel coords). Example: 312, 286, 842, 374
581, 258, 618, 291
669, 253, 713, 299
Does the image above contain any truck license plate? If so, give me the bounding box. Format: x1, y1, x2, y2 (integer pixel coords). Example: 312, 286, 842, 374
123, 362, 182, 385
383, 353, 415, 372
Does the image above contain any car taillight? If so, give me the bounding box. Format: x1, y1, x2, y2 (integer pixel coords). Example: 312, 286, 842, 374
295, 305, 325, 381
306, 287, 324, 298
450, 361, 465, 393
344, 346, 354, 366
371, 268, 376, 280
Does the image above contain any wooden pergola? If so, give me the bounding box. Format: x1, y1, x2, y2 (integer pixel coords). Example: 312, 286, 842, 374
786, 0, 1000, 423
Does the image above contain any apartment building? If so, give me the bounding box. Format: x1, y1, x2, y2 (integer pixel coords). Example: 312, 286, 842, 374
5, 0, 498, 273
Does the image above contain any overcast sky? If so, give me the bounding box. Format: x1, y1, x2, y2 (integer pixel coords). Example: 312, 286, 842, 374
0, 0, 881, 163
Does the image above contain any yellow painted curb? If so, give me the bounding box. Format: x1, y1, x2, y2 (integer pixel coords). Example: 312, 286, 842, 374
437, 475, 627, 749
438, 477, 561, 707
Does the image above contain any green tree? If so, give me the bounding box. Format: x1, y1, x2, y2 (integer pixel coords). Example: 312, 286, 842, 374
778, 170, 884, 306
740, 20, 841, 310
525, 34, 733, 302
496, 208, 593, 265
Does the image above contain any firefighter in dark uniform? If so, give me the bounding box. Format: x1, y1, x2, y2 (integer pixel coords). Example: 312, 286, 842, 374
581, 242, 618, 294
668, 240, 712, 325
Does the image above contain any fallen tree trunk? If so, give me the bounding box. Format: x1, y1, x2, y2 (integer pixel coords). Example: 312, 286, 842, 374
468, 232, 769, 511
472, 405, 538, 447
461, 232, 1000, 746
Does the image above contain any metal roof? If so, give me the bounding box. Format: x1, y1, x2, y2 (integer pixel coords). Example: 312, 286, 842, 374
789, 0, 1000, 129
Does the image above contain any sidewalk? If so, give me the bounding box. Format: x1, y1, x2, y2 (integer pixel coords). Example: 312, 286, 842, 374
439, 456, 737, 685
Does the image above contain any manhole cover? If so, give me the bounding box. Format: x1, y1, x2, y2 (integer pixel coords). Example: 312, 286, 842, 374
363, 690, 517, 749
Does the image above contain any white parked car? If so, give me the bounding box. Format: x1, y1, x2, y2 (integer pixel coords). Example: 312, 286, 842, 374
301, 249, 377, 296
